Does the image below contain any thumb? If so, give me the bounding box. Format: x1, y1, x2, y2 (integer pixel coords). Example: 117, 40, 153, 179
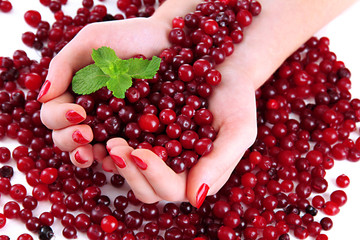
37, 27, 96, 102
187, 117, 257, 208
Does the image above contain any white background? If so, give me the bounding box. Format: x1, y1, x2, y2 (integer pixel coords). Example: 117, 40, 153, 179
1, 0, 360, 239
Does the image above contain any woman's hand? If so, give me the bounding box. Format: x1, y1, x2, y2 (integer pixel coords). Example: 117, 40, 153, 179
107, 61, 258, 206
38, 16, 171, 176
38, 14, 257, 206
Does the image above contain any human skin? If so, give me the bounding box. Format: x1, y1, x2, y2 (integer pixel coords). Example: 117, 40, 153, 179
38, 0, 358, 207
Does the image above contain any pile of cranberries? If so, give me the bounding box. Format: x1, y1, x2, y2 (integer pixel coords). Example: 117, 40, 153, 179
0, 0, 359, 240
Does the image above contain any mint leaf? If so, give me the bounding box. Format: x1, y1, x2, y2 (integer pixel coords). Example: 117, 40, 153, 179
92, 47, 119, 75
72, 46, 162, 99
106, 74, 133, 98
108, 59, 130, 76
127, 56, 161, 79
72, 64, 109, 95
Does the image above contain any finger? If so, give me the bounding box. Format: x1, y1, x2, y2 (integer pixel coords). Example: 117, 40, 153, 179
93, 143, 108, 162
52, 124, 93, 152
40, 92, 86, 130
92, 143, 117, 173
69, 144, 94, 168
106, 138, 129, 151
37, 26, 97, 102
187, 116, 257, 208
109, 145, 161, 203
130, 149, 187, 202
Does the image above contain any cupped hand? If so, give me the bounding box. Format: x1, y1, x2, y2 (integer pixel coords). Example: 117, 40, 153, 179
39, 16, 257, 206
118, 60, 258, 206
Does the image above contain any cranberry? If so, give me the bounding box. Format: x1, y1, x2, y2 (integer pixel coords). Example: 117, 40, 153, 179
24, 10, 42, 28
336, 174, 350, 188
101, 215, 119, 233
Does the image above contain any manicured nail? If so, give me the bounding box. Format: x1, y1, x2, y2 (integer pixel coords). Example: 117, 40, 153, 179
106, 146, 111, 152
102, 162, 115, 172
110, 154, 126, 168
37, 80, 51, 100
72, 130, 89, 144
130, 155, 147, 170
74, 151, 87, 164
65, 110, 85, 123
196, 183, 209, 209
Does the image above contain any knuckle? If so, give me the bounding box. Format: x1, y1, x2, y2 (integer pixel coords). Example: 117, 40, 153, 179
133, 191, 160, 204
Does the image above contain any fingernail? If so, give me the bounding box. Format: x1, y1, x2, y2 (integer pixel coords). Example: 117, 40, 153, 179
74, 151, 87, 164
102, 163, 115, 172
110, 154, 126, 168
130, 155, 147, 170
196, 183, 209, 209
65, 110, 85, 123
37, 80, 51, 100
72, 130, 89, 144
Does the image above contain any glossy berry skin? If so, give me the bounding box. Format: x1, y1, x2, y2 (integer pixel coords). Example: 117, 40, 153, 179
101, 215, 119, 233
40, 167, 58, 184
24, 10, 42, 27
323, 201, 340, 216
0, 1, 12, 12
10, 184, 27, 201
24, 73, 43, 91
0, 147, 11, 163
336, 174, 350, 188
172, 17, 185, 29
330, 190, 347, 207
3, 201, 20, 219
193, 59, 212, 77
236, 9, 252, 27
138, 113, 159, 133
202, 19, 219, 35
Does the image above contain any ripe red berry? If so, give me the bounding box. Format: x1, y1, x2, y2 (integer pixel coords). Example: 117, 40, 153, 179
172, 17, 185, 29
138, 113, 159, 133
336, 174, 350, 188
24, 10, 42, 28
101, 215, 118, 233
0, 1, 12, 13
40, 168, 58, 184
25, 73, 43, 91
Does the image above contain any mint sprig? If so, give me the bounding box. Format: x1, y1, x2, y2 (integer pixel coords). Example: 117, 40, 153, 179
72, 47, 161, 98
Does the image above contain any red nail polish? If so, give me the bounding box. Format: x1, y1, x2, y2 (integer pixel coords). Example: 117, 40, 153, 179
110, 155, 126, 168
106, 146, 111, 152
72, 130, 89, 144
130, 155, 147, 170
102, 163, 114, 172
196, 183, 209, 208
74, 151, 87, 164
65, 110, 85, 123
37, 80, 51, 100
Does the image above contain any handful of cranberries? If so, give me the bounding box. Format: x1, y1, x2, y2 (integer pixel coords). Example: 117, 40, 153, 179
72, 0, 261, 173
0, 0, 360, 240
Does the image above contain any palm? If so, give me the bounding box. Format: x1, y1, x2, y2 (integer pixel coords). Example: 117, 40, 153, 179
186, 61, 258, 200
85, 18, 171, 60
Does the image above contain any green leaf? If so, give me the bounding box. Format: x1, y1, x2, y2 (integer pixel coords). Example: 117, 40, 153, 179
108, 59, 130, 76
106, 73, 133, 98
72, 64, 109, 95
127, 56, 161, 79
92, 47, 119, 75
